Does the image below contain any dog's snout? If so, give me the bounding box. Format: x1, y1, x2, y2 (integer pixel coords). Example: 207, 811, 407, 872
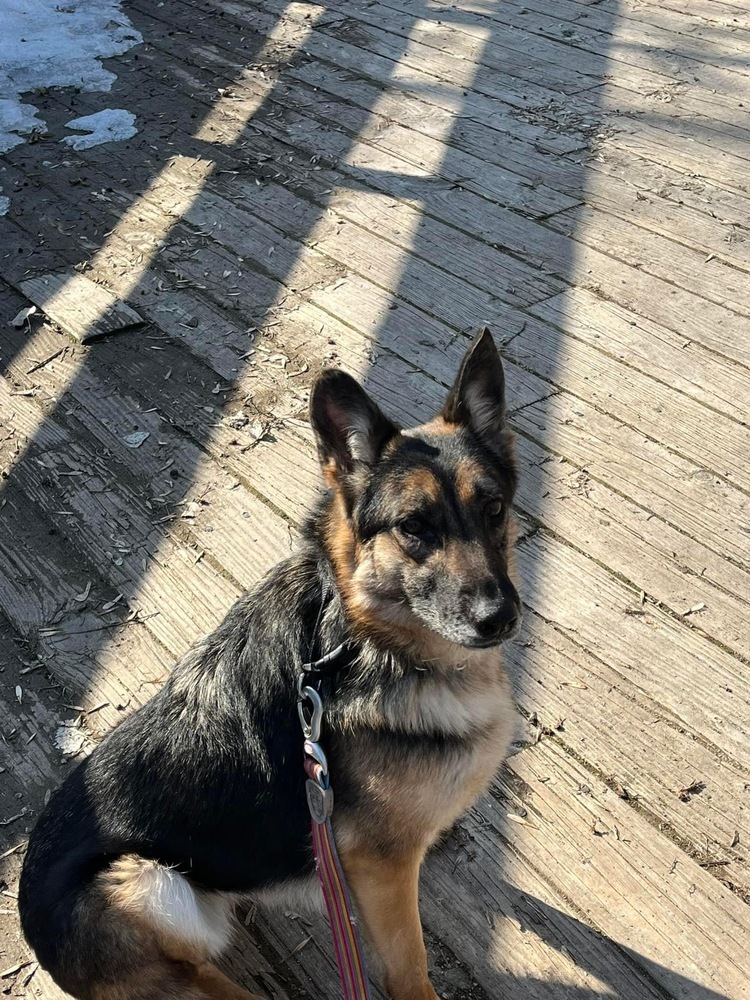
464, 579, 519, 642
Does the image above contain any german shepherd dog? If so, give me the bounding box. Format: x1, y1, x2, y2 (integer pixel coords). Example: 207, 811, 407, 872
19, 328, 520, 1000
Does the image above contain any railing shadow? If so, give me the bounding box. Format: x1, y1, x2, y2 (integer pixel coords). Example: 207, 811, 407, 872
0, 0, 740, 996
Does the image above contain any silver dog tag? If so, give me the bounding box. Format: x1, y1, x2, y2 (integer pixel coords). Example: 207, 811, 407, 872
306, 779, 334, 824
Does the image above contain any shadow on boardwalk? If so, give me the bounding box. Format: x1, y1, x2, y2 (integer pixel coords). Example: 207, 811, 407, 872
0, 0, 738, 996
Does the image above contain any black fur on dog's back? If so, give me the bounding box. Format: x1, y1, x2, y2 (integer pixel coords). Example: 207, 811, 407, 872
19, 545, 333, 991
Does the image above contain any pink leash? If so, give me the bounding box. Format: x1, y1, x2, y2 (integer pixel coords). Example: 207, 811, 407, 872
298, 678, 372, 1000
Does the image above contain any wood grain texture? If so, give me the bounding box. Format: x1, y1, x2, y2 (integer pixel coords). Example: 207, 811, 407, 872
1, 0, 748, 996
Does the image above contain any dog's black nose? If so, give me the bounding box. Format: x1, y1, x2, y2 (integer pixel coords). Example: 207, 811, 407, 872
465, 578, 519, 642
469, 601, 516, 639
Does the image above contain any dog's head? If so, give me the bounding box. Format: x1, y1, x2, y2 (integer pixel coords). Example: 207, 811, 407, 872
310, 328, 520, 653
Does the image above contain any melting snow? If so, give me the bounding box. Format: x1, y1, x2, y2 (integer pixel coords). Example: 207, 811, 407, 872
62, 108, 137, 150
0, 0, 142, 153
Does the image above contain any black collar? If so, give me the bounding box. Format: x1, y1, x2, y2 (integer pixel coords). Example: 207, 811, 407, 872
302, 640, 359, 687
302, 574, 359, 688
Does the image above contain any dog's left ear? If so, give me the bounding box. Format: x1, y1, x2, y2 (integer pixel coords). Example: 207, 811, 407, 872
310, 369, 399, 476
442, 327, 506, 445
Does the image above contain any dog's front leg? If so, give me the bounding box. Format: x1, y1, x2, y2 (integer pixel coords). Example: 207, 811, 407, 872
339, 849, 438, 1000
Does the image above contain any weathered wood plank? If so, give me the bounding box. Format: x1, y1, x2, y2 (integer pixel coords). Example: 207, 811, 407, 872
594, 109, 750, 193
411, 0, 750, 95
131, 0, 592, 190
419, 810, 670, 1000
545, 203, 750, 319
505, 612, 750, 887
486, 0, 750, 61
193, 0, 601, 98
0, 372, 239, 656
227, 0, 750, 139
531, 287, 750, 420
7, 152, 750, 640
166, 0, 750, 174
125, 35, 750, 368
218, 0, 750, 142
514, 392, 750, 575
22, 148, 748, 624
85, 161, 750, 502
130, 14, 578, 219
514, 438, 750, 662
138, 15, 750, 278
492, 740, 750, 998
27, 14, 745, 379
16, 272, 143, 343
561, 147, 750, 264
619, 0, 750, 32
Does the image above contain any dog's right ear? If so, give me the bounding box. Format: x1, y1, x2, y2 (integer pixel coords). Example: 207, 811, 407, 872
310, 369, 399, 477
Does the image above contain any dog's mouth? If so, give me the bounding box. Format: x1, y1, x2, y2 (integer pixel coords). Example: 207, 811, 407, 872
460, 617, 521, 649
405, 601, 521, 651
460, 635, 509, 649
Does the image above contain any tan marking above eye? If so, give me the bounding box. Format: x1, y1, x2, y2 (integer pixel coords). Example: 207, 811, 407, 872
454, 457, 485, 505
400, 467, 442, 504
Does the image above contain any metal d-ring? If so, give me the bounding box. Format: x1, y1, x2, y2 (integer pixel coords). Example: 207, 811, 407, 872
304, 738, 329, 777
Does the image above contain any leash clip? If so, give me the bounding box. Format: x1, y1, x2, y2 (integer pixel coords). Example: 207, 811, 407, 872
297, 678, 323, 742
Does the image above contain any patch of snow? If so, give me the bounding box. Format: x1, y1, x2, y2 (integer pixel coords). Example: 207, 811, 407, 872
0, 98, 44, 154
62, 108, 137, 150
0, 0, 142, 153
0, 195, 9, 217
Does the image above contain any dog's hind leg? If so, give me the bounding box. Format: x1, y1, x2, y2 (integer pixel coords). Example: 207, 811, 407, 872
95, 855, 264, 1000
91, 961, 263, 1000
189, 962, 265, 999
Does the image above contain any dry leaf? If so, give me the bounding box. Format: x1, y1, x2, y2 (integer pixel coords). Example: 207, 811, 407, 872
507, 812, 530, 826
682, 603, 706, 616
10, 306, 37, 328
101, 593, 123, 612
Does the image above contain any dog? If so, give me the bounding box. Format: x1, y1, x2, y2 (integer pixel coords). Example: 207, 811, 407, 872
19, 327, 521, 1000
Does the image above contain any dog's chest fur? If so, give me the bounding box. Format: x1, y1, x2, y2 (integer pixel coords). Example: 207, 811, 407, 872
333, 645, 515, 856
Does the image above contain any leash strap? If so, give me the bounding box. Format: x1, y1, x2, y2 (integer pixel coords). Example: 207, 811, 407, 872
299, 687, 372, 1000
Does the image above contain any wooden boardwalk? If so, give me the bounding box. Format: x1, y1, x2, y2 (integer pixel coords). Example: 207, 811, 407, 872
1, 0, 749, 995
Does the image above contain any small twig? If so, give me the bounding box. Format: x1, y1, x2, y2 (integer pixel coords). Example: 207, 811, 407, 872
26, 348, 65, 375
1, 960, 32, 979
0, 840, 26, 860
0, 810, 26, 827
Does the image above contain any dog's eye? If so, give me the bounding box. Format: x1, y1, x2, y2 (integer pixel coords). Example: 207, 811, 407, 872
486, 500, 505, 520
400, 516, 429, 538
